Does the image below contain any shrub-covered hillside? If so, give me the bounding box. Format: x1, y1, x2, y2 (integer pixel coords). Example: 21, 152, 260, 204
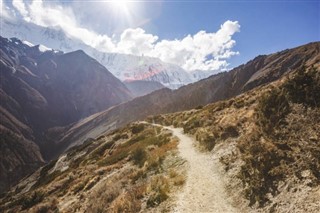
0, 123, 186, 212
149, 66, 320, 212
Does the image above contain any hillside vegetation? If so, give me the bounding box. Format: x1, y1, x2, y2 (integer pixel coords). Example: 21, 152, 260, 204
149, 66, 320, 212
55, 42, 320, 153
0, 123, 186, 212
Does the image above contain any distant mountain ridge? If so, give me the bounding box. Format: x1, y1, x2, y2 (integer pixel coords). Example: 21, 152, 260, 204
0, 36, 132, 193
124, 80, 165, 97
1, 18, 214, 89
57, 42, 319, 149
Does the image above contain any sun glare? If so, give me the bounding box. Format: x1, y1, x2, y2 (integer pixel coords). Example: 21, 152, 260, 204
102, 0, 144, 33
109, 0, 131, 13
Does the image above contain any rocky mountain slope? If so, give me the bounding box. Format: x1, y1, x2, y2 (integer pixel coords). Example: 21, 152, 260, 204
124, 80, 165, 98
0, 36, 132, 193
1, 19, 202, 89
1, 61, 318, 213
55, 42, 320, 149
0, 122, 184, 212
150, 65, 320, 212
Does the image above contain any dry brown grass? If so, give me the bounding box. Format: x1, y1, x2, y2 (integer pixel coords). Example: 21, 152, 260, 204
85, 181, 122, 212
168, 169, 178, 178
146, 175, 170, 208
2, 122, 182, 212
168, 169, 185, 186
109, 191, 141, 213
172, 175, 186, 186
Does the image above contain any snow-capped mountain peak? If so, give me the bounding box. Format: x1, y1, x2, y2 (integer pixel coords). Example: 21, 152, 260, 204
1, 18, 213, 89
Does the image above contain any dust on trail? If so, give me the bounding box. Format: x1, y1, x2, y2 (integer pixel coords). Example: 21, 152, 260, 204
164, 126, 238, 213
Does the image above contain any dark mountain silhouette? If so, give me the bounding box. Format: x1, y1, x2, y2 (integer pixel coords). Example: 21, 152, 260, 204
0, 36, 132, 193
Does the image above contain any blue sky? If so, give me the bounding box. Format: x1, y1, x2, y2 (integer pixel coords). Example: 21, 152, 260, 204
144, 1, 320, 66
1, 0, 319, 71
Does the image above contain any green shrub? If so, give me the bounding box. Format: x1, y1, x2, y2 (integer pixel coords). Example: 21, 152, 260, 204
132, 147, 147, 167
90, 140, 115, 159
239, 138, 284, 206
131, 124, 145, 134
199, 133, 216, 151
124, 134, 147, 147
20, 191, 44, 210
256, 87, 290, 133
73, 181, 86, 194
96, 135, 106, 140
98, 150, 128, 166
33, 170, 61, 189
146, 176, 169, 208
183, 117, 201, 133
220, 126, 239, 140
84, 177, 100, 191
113, 133, 128, 141
146, 189, 168, 208
283, 66, 320, 107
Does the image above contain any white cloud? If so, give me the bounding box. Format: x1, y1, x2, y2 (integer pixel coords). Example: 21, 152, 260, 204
12, 0, 29, 20
23, 0, 116, 52
114, 21, 240, 71
117, 28, 158, 55
8, 0, 240, 71
1, 0, 15, 20
149, 21, 240, 70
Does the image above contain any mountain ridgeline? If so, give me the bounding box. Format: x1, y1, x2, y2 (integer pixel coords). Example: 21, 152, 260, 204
124, 80, 165, 97
1, 18, 208, 89
58, 42, 320, 149
0, 36, 132, 193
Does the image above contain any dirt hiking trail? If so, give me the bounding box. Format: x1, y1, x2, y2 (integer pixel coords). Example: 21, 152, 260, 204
165, 126, 237, 213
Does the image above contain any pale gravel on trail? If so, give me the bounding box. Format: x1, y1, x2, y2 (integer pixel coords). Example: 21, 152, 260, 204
165, 126, 238, 213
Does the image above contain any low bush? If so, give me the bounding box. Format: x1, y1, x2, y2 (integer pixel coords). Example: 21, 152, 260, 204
111, 191, 141, 213
146, 176, 169, 208
200, 133, 216, 151
73, 181, 87, 194
238, 134, 285, 206
113, 133, 128, 141
131, 124, 145, 134
255, 87, 290, 133
20, 191, 44, 210
89, 140, 115, 159
132, 147, 147, 167
283, 66, 320, 107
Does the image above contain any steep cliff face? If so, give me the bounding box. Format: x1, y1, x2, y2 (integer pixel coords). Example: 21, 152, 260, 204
0, 36, 132, 193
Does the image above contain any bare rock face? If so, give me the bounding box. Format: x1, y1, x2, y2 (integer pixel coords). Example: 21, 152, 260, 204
0, 36, 132, 193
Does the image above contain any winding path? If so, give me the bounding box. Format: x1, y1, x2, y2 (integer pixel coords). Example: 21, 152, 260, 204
164, 126, 237, 213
